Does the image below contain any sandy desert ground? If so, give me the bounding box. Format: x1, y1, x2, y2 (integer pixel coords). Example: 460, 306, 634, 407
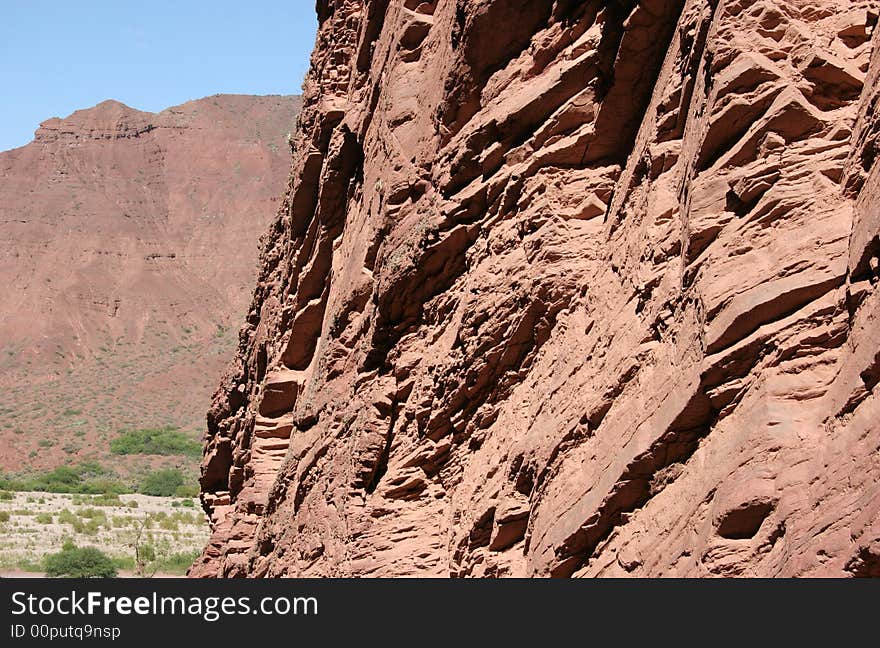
0, 491, 209, 576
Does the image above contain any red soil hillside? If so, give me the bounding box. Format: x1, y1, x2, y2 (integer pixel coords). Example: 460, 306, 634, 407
0, 94, 300, 477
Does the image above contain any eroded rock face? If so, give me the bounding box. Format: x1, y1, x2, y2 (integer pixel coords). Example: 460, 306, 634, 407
193, 1, 880, 578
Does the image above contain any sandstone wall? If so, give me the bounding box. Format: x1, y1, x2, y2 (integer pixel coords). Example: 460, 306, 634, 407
193, 0, 880, 577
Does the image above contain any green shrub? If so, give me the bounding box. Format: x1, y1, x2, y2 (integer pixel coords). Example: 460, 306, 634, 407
36, 512, 53, 524
110, 427, 201, 457
0, 490, 13, 500
0, 463, 128, 495
159, 518, 178, 531
79, 508, 107, 521
171, 511, 200, 525
139, 469, 191, 497
39, 466, 81, 489
157, 551, 199, 575
78, 479, 128, 495
57, 508, 103, 534
58, 509, 77, 525
90, 493, 122, 507
15, 558, 43, 572
58, 509, 85, 533
173, 483, 199, 498
0, 511, 9, 523
80, 519, 102, 535
44, 542, 117, 578
111, 555, 135, 571
139, 543, 157, 563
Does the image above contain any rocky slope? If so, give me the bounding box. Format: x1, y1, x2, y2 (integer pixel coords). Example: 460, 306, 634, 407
193, 1, 880, 577
0, 95, 300, 474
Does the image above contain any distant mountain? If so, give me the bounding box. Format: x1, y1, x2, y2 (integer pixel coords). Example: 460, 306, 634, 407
0, 94, 301, 478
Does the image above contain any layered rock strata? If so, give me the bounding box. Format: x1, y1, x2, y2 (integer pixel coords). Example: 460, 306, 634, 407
194, 0, 880, 578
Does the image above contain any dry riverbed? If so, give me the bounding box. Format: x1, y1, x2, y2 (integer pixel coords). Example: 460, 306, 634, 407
0, 491, 209, 576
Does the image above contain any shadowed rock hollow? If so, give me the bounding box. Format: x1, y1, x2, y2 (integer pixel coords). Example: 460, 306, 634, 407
193, 0, 880, 578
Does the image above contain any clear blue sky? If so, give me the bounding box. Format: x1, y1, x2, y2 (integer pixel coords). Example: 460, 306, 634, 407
0, 1, 317, 152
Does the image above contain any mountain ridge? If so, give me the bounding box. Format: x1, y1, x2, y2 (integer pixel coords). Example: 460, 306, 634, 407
0, 93, 301, 480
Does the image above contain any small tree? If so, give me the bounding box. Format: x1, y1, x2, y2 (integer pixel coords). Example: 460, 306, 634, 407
125, 516, 169, 577
44, 542, 117, 578
128, 517, 154, 577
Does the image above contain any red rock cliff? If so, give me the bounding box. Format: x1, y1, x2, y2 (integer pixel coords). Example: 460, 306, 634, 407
193, 0, 880, 577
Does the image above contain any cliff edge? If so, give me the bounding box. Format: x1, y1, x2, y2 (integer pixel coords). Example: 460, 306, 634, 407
193, 0, 880, 577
